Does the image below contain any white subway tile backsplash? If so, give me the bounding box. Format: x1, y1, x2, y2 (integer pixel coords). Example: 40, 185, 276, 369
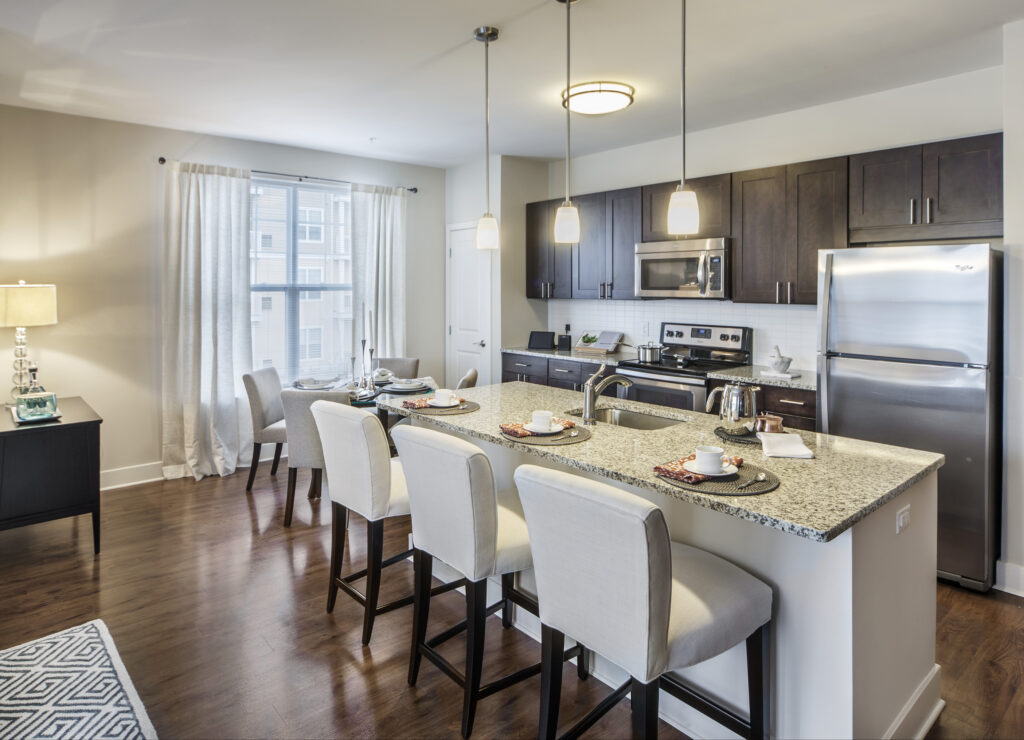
547, 300, 818, 370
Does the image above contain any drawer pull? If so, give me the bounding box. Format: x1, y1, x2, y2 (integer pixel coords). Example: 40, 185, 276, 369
778, 399, 807, 406
553, 368, 571, 373
514, 363, 529, 367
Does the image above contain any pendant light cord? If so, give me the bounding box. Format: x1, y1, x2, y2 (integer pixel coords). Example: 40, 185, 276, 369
680, 0, 686, 189
485, 36, 491, 214
565, 0, 572, 204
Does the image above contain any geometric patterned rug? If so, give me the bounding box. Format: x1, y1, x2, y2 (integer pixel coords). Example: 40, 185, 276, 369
0, 620, 157, 739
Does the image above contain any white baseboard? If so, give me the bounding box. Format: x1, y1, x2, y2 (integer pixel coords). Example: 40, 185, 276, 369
100, 461, 164, 491
883, 663, 944, 740
995, 560, 1024, 597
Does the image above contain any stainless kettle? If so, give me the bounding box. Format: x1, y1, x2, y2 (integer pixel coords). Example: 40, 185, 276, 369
706, 383, 761, 424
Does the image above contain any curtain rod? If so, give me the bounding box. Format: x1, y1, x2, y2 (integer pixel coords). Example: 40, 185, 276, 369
156, 157, 418, 193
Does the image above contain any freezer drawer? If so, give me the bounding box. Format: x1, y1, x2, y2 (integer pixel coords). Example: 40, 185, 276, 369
818, 356, 998, 588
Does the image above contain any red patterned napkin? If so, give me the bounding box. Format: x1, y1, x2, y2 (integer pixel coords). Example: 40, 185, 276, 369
402, 395, 464, 410
499, 417, 576, 437
655, 454, 744, 484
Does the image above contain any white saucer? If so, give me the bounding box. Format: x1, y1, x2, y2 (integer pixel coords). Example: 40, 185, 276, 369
682, 460, 739, 477
386, 381, 426, 390
427, 398, 460, 408
524, 421, 564, 435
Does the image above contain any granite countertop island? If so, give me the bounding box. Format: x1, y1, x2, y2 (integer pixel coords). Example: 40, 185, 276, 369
379, 381, 940, 542
706, 363, 818, 391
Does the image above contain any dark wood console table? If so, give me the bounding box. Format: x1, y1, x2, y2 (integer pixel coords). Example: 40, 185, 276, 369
0, 397, 102, 552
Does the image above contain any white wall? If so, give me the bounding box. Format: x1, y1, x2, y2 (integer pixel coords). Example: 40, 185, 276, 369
543, 65, 1004, 370
999, 21, 1024, 596
0, 103, 445, 488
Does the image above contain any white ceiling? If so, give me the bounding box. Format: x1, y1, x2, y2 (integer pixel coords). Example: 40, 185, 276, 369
0, 0, 1022, 168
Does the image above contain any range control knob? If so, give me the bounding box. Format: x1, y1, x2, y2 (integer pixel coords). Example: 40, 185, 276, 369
719, 333, 729, 341
730, 334, 741, 342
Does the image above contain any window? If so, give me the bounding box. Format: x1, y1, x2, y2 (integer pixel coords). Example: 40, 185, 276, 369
250, 180, 351, 383
262, 359, 274, 368
298, 206, 324, 242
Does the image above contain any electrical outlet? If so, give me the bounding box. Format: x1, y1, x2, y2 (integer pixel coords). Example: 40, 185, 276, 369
641, 321, 651, 338
896, 504, 911, 534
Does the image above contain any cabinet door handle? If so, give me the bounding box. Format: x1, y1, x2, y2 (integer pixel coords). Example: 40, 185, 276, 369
909, 198, 916, 224
605, 281, 612, 298
925, 197, 932, 224
778, 398, 807, 406
775, 281, 781, 304
598, 282, 605, 299
548, 282, 554, 298
787, 281, 793, 304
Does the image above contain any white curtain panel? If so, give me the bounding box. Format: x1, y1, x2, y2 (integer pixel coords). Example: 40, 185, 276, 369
351, 184, 407, 358
162, 161, 254, 480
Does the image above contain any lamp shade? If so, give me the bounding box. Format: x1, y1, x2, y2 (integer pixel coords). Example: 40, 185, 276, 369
553, 205, 581, 244
476, 214, 500, 250
667, 187, 700, 235
0, 283, 57, 327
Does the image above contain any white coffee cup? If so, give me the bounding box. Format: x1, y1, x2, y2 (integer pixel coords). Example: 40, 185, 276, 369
434, 388, 454, 404
532, 410, 554, 430
694, 445, 729, 474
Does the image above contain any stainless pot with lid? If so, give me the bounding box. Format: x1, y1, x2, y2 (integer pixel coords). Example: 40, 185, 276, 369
635, 342, 665, 364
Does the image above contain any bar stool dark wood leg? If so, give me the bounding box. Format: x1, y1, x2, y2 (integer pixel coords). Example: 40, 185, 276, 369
630, 678, 660, 740
245, 442, 261, 491
539, 625, 565, 740
270, 442, 283, 475
746, 622, 771, 740
284, 468, 297, 526
462, 580, 488, 738
501, 573, 514, 629
408, 549, 433, 685
362, 519, 384, 645
327, 502, 348, 613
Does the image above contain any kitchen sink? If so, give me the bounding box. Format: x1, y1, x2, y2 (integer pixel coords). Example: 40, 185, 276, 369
565, 407, 683, 430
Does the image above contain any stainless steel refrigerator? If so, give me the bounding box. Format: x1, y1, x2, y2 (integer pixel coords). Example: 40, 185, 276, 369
817, 243, 1002, 591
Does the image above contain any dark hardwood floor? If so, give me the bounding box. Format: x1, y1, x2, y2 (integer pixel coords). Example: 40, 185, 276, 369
0, 461, 1021, 739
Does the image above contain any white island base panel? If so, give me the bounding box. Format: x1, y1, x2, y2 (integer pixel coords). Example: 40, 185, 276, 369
416, 421, 943, 740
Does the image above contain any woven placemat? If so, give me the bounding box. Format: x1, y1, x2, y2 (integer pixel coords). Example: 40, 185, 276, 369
409, 401, 481, 416
714, 426, 761, 446
657, 463, 779, 496
500, 426, 592, 446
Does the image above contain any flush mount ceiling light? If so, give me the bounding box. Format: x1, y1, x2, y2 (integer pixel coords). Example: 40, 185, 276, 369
553, 0, 580, 245
474, 25, 500, 250
666, 0, 700, 236
561, 81, 635, 115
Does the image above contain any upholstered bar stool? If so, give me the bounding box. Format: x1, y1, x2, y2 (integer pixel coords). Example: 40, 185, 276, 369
515, 465, 773, 740
280, 388, 350, 526
242, 367, 287, 491
391, 426, 586, 739
456, 368, 478, 390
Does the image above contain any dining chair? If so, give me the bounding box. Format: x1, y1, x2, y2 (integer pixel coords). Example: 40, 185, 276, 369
456, 368, 478, 390
375, 357, 419, 379
242, 367, 287, 491
279, 388, 350, 526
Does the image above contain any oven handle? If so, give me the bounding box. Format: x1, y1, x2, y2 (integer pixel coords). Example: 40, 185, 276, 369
616, 369, 706, 389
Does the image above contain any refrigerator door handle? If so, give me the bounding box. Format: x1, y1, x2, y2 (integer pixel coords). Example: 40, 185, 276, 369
818, 252, 834, 353
818, 354, 830, 434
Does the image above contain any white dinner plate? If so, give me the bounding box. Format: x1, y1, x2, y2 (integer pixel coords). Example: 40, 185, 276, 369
681, 460, 739, 477
523, 421, 564, 435
427, 398, 460, 408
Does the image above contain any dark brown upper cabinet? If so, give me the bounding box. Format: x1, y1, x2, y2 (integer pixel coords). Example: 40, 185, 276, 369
641, 174, 732, 242
606, 187, 641, 299
570, 192, 608, 300
526, 199, 571, 299
849, 133, 1002, 242
732, 157, 848, 305
571, 188, 641, 300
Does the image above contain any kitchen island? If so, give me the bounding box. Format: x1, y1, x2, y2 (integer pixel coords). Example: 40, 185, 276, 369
379, 382, 945, 739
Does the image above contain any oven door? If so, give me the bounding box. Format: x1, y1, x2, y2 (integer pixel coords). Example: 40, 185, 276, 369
616, 369, 707, 412
634, 246, 728, 299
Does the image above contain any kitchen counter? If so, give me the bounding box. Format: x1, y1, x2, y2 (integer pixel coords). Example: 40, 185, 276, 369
501, 346, 635, 367
707, 363, 817, 391
379, 381, 940, 542
380, 382, 944, 738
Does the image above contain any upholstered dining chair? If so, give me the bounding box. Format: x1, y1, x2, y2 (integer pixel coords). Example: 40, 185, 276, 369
455, 368, 478, 390
279, 388, 350, 527
375, 357, 419, 379
242, 367, 287, 491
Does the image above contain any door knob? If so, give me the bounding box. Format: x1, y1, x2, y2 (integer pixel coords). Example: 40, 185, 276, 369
476, 340, 487, 347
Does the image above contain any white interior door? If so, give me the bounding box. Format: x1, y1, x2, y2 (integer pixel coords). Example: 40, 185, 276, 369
446, 223, 492, 387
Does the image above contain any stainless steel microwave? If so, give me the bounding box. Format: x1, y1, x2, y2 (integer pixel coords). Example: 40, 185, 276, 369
634, 238, 730, 299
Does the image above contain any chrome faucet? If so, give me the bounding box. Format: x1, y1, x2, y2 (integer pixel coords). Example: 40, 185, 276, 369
582, 363, 633, 425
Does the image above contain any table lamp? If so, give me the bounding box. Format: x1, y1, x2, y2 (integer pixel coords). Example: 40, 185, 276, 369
0, 281, 57, 402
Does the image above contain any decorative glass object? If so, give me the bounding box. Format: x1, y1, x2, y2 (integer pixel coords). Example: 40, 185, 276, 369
16, 390, 58, 420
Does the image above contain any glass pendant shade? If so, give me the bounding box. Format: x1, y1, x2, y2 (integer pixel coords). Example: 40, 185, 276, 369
667, 187, 700, 235
553, 204, 581, 244
476, 214, 500, 250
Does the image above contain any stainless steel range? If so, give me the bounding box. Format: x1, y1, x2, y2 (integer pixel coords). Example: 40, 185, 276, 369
615, 322, 753, 411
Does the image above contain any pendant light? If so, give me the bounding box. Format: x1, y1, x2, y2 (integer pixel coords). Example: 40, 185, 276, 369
666, 0, 700, 235
474, 26, 500, 250
553, 0, 580, 244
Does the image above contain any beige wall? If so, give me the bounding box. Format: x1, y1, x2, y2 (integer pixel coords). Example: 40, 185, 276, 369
0, 104, 446, 488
